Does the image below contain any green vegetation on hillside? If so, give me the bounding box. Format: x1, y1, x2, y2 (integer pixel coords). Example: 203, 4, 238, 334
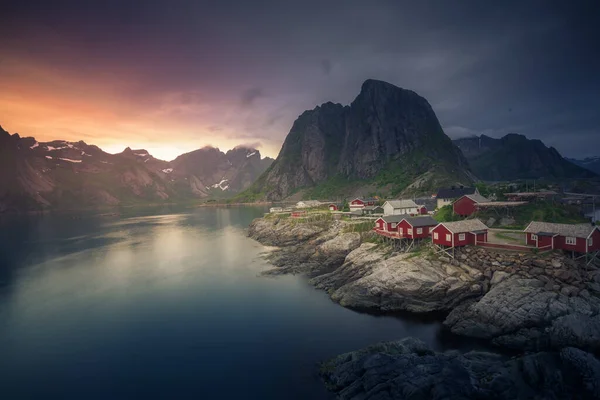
297, 152, 471, 201
433, 205, 459, 222
304, 175, 363, 199
230, 172, 273, 203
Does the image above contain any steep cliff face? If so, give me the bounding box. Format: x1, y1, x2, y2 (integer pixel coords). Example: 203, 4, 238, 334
242, 80, 472, 200
454, 134, 596, 181
0, 125, 273, 212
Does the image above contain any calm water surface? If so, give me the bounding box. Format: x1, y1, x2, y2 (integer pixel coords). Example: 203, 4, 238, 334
0, 206, 472, 399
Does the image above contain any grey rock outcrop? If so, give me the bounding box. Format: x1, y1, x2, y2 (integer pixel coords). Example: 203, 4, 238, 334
249, 217, 362, 277
444, 277, 600, 352
320, 337, 600, 400
311, 243, 482, 313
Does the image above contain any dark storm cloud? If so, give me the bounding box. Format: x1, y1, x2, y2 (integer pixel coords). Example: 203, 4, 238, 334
1, 0, 598, 158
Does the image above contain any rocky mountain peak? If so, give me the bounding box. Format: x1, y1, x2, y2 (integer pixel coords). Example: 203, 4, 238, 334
453, 133, 596, 180
239, 79, 472, 200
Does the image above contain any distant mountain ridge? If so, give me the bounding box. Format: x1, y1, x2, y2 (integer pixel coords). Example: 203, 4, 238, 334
0, 125, 273, 212
566, 156, 600, 175
239, 79, 473, 200
453, 134, 596, 181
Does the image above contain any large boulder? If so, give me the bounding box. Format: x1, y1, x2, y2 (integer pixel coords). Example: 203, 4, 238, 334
444, 277, 600, 352
310, 243, 482, 313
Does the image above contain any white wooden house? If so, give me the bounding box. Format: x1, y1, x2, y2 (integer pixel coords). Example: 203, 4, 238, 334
382, 200, 419, 216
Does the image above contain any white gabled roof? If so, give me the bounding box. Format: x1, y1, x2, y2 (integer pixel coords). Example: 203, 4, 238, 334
384, 199, 418, 209
524, 221, 598, 239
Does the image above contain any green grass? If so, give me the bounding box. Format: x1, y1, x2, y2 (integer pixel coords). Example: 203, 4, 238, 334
482, 202, 586, 228
433, 205, 460, 222
493, 232, 521, 243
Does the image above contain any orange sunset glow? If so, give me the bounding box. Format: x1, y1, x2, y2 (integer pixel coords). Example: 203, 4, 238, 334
0, 56, 285, 161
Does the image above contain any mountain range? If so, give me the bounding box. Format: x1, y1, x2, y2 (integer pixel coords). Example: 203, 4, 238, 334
3, 79, 597, 212
0, 126, 273, 213
566, 157, 600, 176
238, 79, 474, 201
453, 134, 596, 181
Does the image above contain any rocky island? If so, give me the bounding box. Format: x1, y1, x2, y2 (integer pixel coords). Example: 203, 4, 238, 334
249, 215, 600, 399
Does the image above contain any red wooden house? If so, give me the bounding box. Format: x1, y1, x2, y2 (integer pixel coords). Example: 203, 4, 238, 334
431, 219, 488, 248
396, 216, 438, 239
374, 215, 404, 232
418, 206, 428, 215
328, 203, 343, 211
452, 194, 489, 217
350, 197, 376, 210
524, 221, 600, 253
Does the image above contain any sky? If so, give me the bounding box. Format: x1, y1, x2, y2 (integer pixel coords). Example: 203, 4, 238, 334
1, 0, 599, 160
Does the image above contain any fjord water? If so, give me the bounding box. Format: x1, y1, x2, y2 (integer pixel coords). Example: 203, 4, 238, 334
1, 207, 455, 399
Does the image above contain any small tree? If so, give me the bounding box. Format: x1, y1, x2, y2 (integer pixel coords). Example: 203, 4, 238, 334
342, 200, 350, 212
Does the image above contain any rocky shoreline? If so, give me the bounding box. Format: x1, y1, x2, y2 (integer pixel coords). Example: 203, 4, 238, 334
248, 216, 600, 399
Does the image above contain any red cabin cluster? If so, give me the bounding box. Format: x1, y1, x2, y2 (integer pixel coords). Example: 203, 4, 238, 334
374, 216, 437, 239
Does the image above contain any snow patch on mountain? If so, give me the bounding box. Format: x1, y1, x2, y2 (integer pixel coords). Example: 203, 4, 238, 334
30, 142, 39, 149
211, 178, 229, 190
246, 151, 257, 158
59, 158, 82, 163
162, 168, 173, 174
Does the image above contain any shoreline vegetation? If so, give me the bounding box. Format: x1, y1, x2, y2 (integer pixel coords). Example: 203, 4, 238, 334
248, 214, 600, 399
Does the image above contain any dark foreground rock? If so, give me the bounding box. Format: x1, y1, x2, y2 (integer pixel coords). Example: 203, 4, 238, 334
444, 277, 600, 352
320, 338, 600, 400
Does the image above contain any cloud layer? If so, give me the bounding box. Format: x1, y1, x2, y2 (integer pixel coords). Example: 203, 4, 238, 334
1, 0, 598, 160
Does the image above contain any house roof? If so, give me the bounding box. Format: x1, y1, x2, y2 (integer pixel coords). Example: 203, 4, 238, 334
353, 197, 377, 203
384, 199, 418, 209
415, 197, 436, 210
379, 215, 405, 223
402, 216, 438, 227
434, 219, 488, 234
524, 221, 598, 238
297, 200, 321, 206
436, 186, 476, 199
476, 201, 528, 207
505, 191, 557, 197
462, 193, 489, 203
